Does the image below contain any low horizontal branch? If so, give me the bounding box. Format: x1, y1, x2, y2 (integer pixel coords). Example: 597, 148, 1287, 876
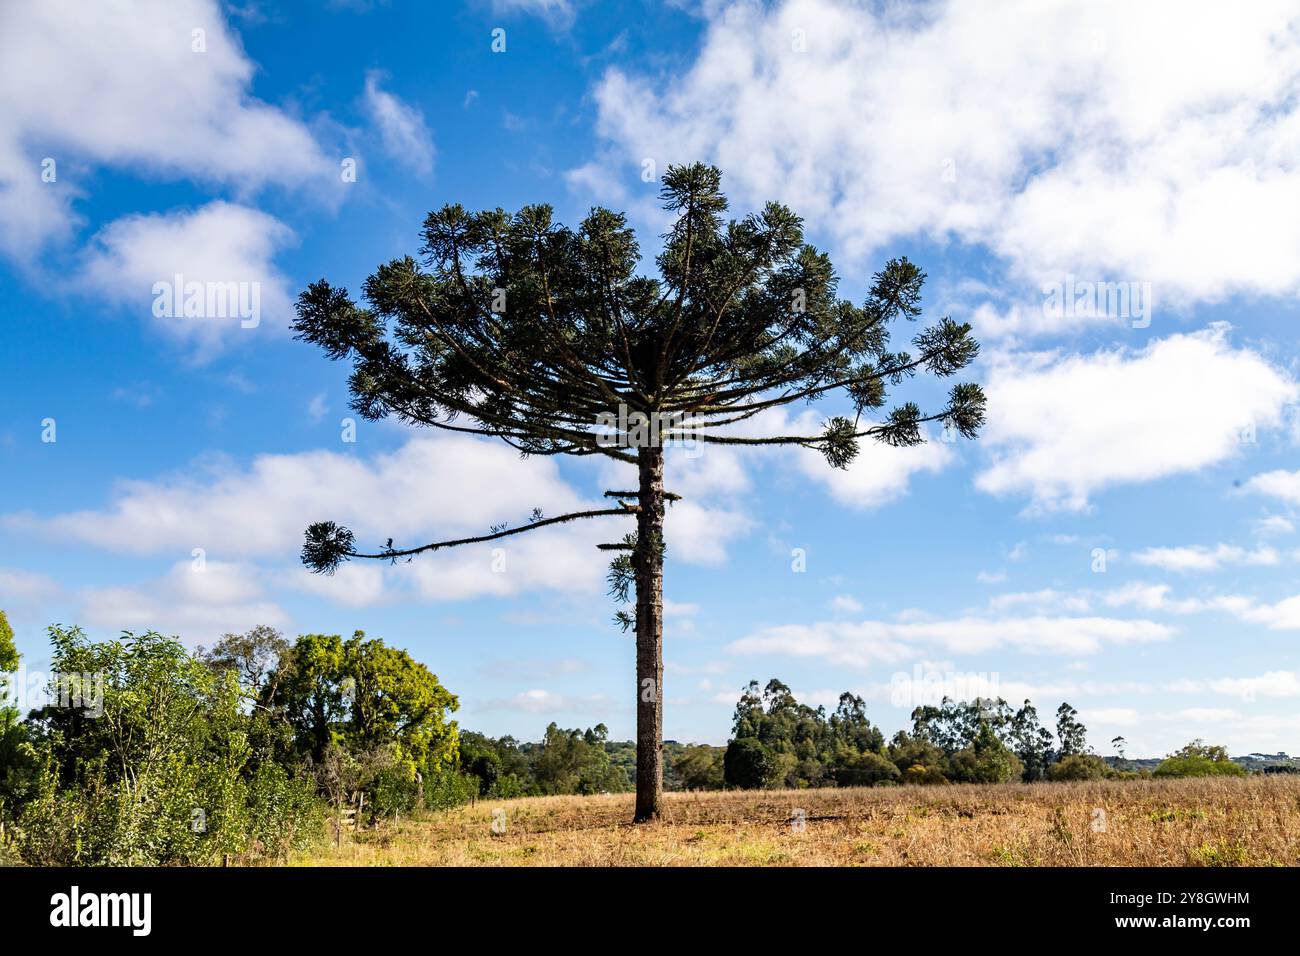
347, 507, 633, 561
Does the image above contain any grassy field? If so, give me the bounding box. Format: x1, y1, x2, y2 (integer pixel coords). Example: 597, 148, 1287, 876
295, 776, 1300, 866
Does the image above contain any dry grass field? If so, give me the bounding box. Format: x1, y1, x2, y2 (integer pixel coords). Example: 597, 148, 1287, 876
295, 776, 1300, 867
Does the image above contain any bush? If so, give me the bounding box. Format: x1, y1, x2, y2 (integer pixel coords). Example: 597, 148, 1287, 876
1154, 740, 1247, 779
423, 766, 480, 811
833, 751, 901, 787
1155, 755, 1247, 778
903, 763, 949, 785
1047, 754, 1110, 781
13, 627, 326, 865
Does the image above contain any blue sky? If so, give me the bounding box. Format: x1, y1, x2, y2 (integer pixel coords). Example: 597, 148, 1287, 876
4, 0, 1300, 757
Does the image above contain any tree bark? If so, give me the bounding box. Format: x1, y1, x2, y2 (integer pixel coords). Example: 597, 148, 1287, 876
633, 443, 665, 822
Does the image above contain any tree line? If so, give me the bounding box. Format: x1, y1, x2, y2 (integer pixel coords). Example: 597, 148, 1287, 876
0, 616, 1249, 865
717, 679, 1246, 788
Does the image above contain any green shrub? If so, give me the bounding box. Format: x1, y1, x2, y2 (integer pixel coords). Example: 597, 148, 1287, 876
833, 751, 901, 787
1047, 754, 1110, 781
1154, 740, 1246, 779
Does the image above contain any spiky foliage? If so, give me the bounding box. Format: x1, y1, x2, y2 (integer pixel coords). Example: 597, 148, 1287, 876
294, 163, 983, 568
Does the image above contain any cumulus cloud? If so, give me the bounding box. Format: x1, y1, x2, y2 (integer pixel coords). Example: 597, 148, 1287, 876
976, 326, 1298, 510
78, 201, 296, 361
78, 560, 291, 644
1243, 469, 1300, 505
582, 0, 1300, 316
0, 0, 336, 258
362, 71, 435, 176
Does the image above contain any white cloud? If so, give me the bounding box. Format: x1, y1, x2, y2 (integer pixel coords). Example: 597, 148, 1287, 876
663, 500, 753, 566
78, 560, 290, 644
1244, 469, 1300, 504
78, 201, 296, 361
0, 0, 336, 258
830, 594, 863, 613
1167, 671, 1300, 701
5, 432, 767, 606
1131, 543, 1280, 573
0, 568, 61, 604
1254, 515, 1295, 537
795, 429, 953, 509
728, 614, 1172, 667
1236, 593, 1300, 630
1097, 580, 1300, 631
977, 326, 1298, 510
583, 0, 1300, 313
362, 71, 435, 176
478, 688, 614, 715
10, 434, 588, 559
488, 0, 577, 29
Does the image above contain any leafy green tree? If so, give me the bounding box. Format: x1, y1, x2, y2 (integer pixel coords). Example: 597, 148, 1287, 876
341, 632, 459, 774
829, 692, 885, 754
1154, 740, 1247, 778
912, 696, 1012, 753
199, 624, 290, 702
199, 626, 298, 772
1009, 699, 1056, 781
273, 630, 460, 807
274, 633, 348, 764
458, 730, 502, 795
292, 163, 985, 820
1055, 702, 1088, 758
531, 722, 629, 795
724, 737, 780, 790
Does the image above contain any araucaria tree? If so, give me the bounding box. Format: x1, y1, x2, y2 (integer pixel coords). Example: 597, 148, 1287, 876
293, 163, 985, 821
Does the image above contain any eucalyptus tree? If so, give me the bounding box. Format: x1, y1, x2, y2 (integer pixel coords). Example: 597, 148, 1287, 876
292, 162, 985, 821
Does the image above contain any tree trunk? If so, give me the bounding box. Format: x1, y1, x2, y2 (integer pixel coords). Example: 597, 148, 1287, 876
633, 443, 665, 822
